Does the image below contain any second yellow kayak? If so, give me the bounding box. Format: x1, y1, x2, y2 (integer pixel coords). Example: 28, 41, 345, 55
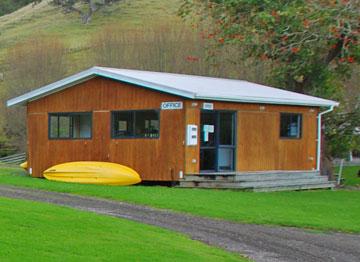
20, 161, 28, 170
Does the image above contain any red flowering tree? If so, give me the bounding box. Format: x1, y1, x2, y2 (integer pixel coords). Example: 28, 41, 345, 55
180, 0, 360, 164
180, 0, 359, 95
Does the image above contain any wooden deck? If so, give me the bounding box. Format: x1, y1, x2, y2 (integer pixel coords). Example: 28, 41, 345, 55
179, 171, 335, 192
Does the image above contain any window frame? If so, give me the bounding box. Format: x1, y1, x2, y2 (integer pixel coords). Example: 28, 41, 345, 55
111, 109, 160, 139
48, 112, 93, 140
279, 112, 302, 139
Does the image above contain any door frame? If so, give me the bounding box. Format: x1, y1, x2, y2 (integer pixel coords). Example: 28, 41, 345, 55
200, 110, 237, 172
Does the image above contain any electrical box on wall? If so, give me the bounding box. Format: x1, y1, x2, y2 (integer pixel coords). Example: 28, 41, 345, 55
186, 124, 198, 146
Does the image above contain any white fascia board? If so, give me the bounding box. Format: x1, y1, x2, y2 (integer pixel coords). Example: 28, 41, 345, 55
6, 68, 96, 107
195, 95, 339, 107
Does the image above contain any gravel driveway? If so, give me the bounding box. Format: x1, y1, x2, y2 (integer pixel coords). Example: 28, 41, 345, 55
0, 185, 359, 262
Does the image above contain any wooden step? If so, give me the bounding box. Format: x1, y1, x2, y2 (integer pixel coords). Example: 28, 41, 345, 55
253, 182, 336, 192
234, 172, 321, 182
179, 177, 335, 191
180, 176, 328, 186
178, 180, 335, 191
188, 170, 319, 176
184, 173, 323, 182
233, 177, 329, 187
179, 170, 334, 191
179, 179, 328, 188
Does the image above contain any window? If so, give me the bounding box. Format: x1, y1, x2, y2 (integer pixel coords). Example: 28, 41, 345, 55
112, 110, 159, 138
280, 113, 302, 139
49, 112, 92, 139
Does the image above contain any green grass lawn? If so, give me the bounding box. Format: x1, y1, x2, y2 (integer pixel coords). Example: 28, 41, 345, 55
335, 165, 360, 186
1, 164, 360, 233
0, 197, 244, 261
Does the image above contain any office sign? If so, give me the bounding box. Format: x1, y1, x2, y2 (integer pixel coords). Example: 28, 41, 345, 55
161, 101, 183, 110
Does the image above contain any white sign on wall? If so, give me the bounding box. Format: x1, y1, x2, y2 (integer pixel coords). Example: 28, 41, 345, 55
161, 101, 183, 110
186, 124, 198, 146
203, 102, 214, 110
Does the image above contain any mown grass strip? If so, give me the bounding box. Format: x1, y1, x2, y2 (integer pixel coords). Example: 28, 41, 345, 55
0, 196, 245, 261
1, 164, 359, 233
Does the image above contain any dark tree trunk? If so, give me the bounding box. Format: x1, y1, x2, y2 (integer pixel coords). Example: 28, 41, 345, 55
320, 120, 334, 180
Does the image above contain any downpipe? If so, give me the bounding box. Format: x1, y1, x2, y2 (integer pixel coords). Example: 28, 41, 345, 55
316, 105, 335, 171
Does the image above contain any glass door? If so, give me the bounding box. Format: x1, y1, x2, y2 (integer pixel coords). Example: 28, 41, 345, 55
200, 111, 236, 172
200, 111, 217, 171
218, 112, 236, 171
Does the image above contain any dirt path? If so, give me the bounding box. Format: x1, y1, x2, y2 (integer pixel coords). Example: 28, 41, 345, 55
0, 185, 359, 262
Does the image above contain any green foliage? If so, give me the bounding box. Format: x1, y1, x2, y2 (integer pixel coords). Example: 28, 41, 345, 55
180, 0, 360, 156
1, 165, 360, 233
0, 197, 243, 261
0, 0, 33, 16
0, 128, 16, 157
181, 0, 359, 92
325, 106, 360, 158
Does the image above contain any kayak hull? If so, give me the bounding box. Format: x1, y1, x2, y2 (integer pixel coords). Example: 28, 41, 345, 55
20, 161, 28, 170
43, 161, 141, 186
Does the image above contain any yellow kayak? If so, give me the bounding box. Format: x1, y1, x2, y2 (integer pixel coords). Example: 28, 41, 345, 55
20, 161, 28, 170
43, 161, 141, 186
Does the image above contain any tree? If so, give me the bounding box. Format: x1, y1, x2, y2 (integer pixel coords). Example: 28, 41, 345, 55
0, 0, 34, 16
34, 0, 121, 23
180, 1, 359, 93
180, 0, 360, 169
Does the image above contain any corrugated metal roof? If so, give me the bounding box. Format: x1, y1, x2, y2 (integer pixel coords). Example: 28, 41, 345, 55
7, 66, 339, 107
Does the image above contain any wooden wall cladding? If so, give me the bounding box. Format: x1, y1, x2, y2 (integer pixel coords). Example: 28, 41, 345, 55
27, 77, 185, 180
191, 102, 318, 172
236, 110, 317, 171
27, 75, 319, 180
184, 101, 200, 174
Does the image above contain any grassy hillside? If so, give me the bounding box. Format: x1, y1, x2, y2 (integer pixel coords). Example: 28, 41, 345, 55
0, 0, 183, 71
0, 0, 187, 153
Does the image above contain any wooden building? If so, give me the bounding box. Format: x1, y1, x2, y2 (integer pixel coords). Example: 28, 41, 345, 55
7, 67, 338, 185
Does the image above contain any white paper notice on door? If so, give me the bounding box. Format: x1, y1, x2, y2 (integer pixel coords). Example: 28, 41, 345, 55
204, 131, 209, 142
203, 125, 214, 142
203, 125, 214, 133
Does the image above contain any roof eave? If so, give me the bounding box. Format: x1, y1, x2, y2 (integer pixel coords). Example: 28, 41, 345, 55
6, 67, 196, 107
6, 66, 339, 108
7, 68, 96, 107
195, 96, 339, 108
